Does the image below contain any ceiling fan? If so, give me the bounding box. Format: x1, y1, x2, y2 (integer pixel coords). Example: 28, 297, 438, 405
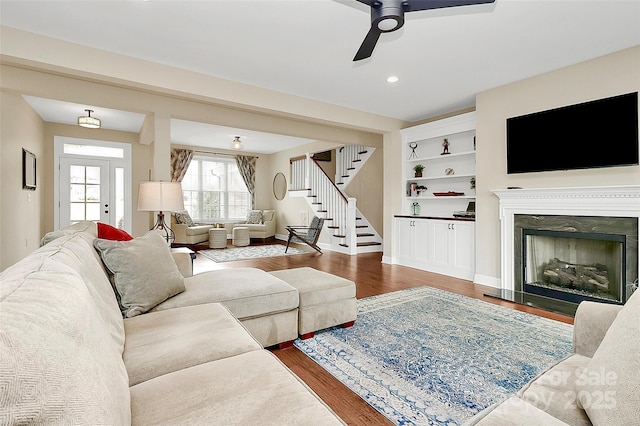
353, 0, 496, 61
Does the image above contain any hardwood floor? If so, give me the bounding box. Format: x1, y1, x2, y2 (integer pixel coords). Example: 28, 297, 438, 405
193, 241, 573, 426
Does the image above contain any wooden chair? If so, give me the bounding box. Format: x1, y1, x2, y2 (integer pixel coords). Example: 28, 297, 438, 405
285, 217, 325, 254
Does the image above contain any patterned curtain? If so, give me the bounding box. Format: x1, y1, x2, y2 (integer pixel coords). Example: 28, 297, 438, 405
170, 148, 194, 182
235, 155, 256, 209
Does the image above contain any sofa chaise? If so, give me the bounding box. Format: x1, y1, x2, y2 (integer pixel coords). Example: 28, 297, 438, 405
1, 223, 345, 424
469, 289, 640, 425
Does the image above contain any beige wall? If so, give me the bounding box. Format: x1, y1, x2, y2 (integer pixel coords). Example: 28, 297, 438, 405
474, 46, 640, 284
0, 91, 46, 270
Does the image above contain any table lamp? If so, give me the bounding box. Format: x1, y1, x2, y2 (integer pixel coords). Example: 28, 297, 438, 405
138, 181, 184, 244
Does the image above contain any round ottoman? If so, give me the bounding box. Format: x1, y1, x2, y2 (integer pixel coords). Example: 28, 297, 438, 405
209, 228, 227, 249
232, 227, 250, 247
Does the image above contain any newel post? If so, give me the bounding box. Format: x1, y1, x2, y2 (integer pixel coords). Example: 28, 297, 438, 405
346, 197, 358, 255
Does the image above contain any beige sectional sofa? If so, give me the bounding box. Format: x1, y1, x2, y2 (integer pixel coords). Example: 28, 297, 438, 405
470, 290, 640, 425
1, 223, 344, 424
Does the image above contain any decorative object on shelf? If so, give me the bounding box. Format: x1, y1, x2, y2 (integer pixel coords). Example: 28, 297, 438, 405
408, 142, 418, 160
441, 138, 450, 155
409, 182, 418, 196
445, 168, 455, 176
411, 202, 421, 216
416, 185, 428, 196
470, 177, 476, 189
433, 191, 465, 197
413, 164, 425, 177
473, 136, 476, 151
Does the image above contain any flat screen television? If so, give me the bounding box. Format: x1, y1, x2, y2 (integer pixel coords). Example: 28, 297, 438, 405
506, 92, 639, 174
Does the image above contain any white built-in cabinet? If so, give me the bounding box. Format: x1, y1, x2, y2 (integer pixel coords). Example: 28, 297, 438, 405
394, 112, 476, 281
395, 217, 475, 280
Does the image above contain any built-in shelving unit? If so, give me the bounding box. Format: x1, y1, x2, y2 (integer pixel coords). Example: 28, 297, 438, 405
395, 112, 476, 280
401, 112, 476, 218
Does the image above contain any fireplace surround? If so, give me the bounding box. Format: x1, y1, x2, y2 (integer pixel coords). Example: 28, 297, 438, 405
491, 186, 639, 315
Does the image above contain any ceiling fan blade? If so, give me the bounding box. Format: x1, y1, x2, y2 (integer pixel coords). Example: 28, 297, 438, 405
353, 26, 382, 61
405, 0, 495, 12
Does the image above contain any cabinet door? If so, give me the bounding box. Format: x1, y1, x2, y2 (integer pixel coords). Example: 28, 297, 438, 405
430, 220, 453, 267
396, 218, 416, 260
413, 219, 431, 264
451, 221, 475, 273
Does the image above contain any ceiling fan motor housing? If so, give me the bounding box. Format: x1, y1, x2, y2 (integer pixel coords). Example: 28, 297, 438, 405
371, 0, 406, 32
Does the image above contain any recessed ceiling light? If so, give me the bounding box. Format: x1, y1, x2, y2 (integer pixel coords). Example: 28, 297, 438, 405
386, 75, 399, 83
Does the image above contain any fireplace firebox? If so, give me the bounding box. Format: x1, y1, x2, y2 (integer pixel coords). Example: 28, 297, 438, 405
522, 229, 625, 305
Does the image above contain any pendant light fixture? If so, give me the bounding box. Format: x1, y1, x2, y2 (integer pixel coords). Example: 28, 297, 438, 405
231, 136, 244, 150
78, 109, 101, 129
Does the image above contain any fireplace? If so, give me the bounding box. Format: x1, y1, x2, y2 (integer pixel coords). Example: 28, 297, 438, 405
522, 228, 625, 305
491, 186, 640, 316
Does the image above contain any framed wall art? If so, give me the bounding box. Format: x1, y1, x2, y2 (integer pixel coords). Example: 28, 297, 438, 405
22, 148, 36, 190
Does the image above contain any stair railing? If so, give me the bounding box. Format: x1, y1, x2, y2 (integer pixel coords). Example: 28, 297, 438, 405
289, 154, 357, 252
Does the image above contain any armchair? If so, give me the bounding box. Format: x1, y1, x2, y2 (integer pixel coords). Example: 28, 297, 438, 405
170, 211, 213, 245
285, 216, 324, 254
232, 209, 276, 242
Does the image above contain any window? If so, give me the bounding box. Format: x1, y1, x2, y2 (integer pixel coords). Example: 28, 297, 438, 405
182, 156, 250, 222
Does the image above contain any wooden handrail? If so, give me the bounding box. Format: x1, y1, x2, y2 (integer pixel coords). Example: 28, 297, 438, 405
310, 157, 348, 203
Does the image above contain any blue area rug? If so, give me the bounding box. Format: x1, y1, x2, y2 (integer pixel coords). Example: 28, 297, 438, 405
294, 286, 573, 425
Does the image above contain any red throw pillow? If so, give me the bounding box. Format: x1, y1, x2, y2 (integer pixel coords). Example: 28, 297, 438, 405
97, 222, 133, 241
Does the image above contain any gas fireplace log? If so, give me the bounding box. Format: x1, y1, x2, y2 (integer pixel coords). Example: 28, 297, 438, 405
541, 258, 609, 292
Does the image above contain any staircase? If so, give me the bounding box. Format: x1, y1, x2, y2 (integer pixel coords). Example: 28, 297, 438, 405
289, 147, 382, 255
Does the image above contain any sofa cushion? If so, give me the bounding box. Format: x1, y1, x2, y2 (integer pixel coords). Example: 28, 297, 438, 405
575, 289, 640, 424
94, 231, 185, 318
185, 224, 214, 236
151, 268, 298, 320
270, 267, 356, 306
0, 235, 130, 424
518, 354, 591, 425
124, 303, 261, 386
97, 222, 133, 241
130, 350, 344, 425
173, 210, 194, 226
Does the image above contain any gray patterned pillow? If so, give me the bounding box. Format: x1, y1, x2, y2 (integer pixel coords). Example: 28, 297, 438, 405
174, 210, 194, 226
93, 231, 185, 318
246, 210, 263, 224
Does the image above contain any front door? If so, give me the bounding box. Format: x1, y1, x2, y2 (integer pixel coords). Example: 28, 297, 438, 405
59, 158, 110, 227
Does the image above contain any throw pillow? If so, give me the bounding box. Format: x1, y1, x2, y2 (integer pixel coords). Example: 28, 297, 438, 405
93, 231, 185, 318
97, 222, 133, 241
174, 210, 194, 226
246, 210, 263, 224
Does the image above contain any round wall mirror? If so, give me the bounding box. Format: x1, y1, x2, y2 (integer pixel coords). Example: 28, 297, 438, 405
273, 172, 287, 200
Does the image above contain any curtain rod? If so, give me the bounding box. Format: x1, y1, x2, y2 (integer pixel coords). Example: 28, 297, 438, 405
193, 150, 259, 158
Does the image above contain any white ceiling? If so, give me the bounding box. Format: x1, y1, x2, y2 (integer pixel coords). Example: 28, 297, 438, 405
4, 0, 640, 151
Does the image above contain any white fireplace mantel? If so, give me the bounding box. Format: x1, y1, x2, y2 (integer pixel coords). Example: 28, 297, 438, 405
492, 185, 640, 291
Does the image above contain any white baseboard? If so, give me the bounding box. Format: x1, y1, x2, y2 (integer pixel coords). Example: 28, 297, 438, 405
381, 256, 394, 264
474, 274, 501, 288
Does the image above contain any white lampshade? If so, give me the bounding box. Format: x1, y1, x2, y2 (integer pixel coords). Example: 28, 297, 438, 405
137, 181, 185, 212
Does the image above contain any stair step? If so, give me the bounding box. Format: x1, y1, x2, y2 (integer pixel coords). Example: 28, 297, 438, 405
334, 234, 345, 238
353, 159, 362, 162
307, 195, 317, 198
327, 226, 339, 229
357, 241, 382, 247
337, 182, 344, 185
311, 202, 322, 205
356, 225, 368, 229
317, 210, 327, 213
357, 233, 375, 237
339, 244, 349, 248
358, 151, 368, 155
342, 175, 349, 178
347, 167, 355, 170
